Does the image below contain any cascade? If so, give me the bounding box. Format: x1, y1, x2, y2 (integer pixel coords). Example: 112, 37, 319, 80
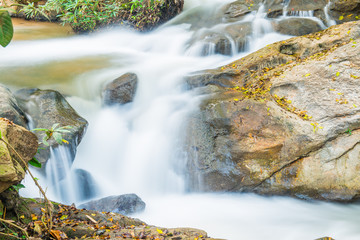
1, 0, 360, 239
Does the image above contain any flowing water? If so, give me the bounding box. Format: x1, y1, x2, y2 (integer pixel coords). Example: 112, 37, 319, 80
1, 0, 360, 239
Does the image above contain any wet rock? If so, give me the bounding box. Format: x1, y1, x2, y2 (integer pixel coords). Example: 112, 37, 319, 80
286, 0, 328, 11
102, 73, 138, 106
272, 18, 324, 36
14, 88, 88, 164
0, 118, 38, 193
329, 0, 360, 24
185, 21, 360, 201
0, 84, 28, 128
78, 193, 146, 215
188, 22, 252, 56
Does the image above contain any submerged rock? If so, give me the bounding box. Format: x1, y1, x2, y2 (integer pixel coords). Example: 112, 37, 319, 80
185, 21, 360, 201
14, 88, 88, 164
73, 169, 98, 201
0, 118, 38, 193
78, 193, 146, 215
102, 73, 138, 106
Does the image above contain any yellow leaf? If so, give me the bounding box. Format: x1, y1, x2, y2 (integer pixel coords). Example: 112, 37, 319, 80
32, 216, 38, 221
20, 215, 25, 219
62, 139, 69, 144
339, 16, 344, 20
353, 104, 357, 108
234, 98, 239, 101
336, 72, 340, 77
156, 228, 163, 234
347, 30, 351, 34
305, 73, 311, 77
60, 214, 68, 220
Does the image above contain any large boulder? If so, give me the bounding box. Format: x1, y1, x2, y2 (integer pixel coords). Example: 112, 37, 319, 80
0, 118, 38, 193
185, 21, 360, 201
102, 73, 138, 106
78, 193, 146, 215
14, 88, 88, 164
0, 85, 28, 128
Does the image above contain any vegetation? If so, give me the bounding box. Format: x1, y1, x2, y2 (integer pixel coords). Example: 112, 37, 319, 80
5, 0, 168, 32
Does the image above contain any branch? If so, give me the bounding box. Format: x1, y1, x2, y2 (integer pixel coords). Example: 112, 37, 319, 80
0, 217, 29, 238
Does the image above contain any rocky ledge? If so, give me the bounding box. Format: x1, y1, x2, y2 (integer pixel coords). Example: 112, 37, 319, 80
1, 195, 216, 240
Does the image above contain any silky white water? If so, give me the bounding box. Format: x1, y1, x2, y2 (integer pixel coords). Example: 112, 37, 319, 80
1, 0, 360, 239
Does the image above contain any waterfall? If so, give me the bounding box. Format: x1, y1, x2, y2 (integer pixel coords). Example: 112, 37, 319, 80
3, 0, 360, 239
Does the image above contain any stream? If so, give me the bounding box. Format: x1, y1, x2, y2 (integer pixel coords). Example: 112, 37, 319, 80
1, 0, 360, 239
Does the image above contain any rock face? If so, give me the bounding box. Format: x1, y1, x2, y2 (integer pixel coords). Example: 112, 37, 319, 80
0, 85, 28, 128
78, 194, 146, 215
14, 88, 88, 164
185, 21, 360, 201
102, 73, 138, 106
0, 118, 38, 193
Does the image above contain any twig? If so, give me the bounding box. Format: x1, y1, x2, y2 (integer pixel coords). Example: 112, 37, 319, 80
0, 217, 29, 238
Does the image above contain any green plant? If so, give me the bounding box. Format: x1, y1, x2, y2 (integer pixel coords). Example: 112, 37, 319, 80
14, 2, 51, 20
10, 183, 25, 192
32, 123, 72, 146
0, 9, 13, 47
13, 0, 164, 32
129, 0, 143, 14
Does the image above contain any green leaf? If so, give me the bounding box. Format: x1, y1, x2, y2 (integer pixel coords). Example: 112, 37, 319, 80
42, 135, 49, 146
60, 214, 68, 220
53, 132, 63, 144
12, 183, 25, 192
29, 157, 42, 168
0, 10, 13, 47
51, 123, 60, 130
0, 129, 2, 139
